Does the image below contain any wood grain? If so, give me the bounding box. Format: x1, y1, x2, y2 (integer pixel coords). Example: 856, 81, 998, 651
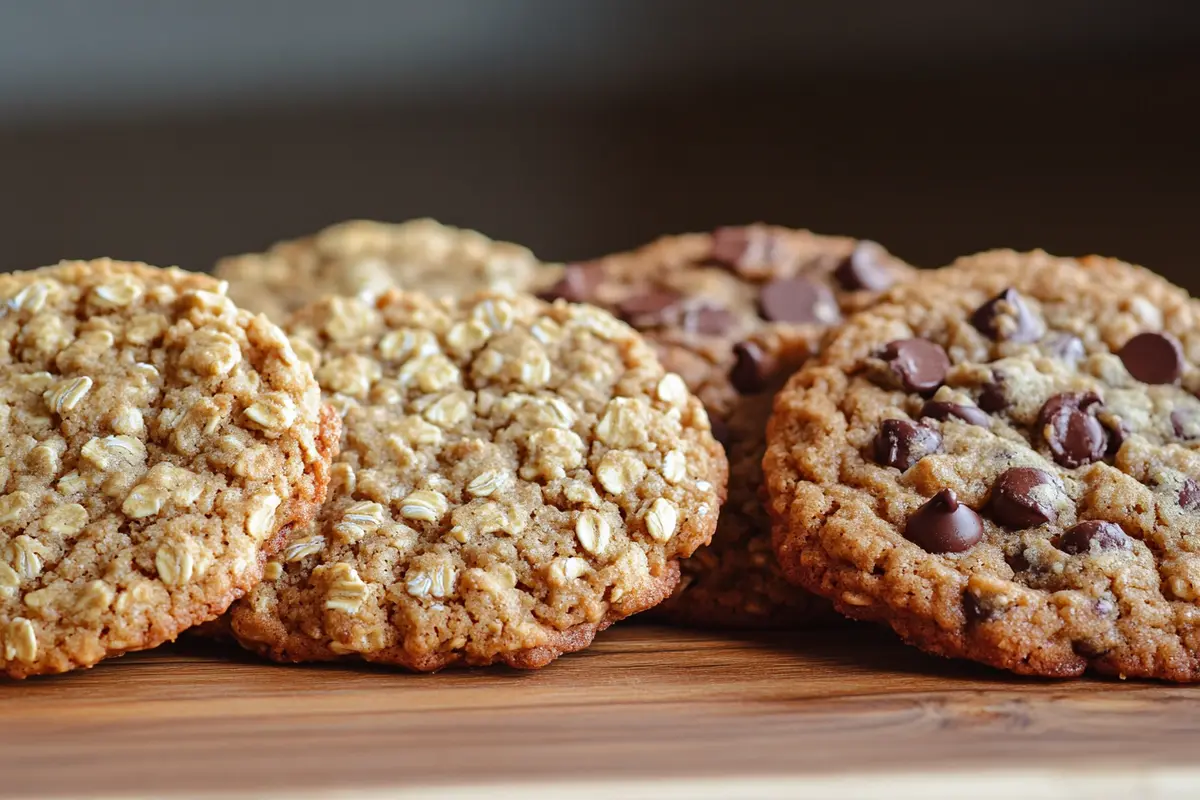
1, 623, 1198, 798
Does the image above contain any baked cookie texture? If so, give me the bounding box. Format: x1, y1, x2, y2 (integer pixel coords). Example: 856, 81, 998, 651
542, 226, 914, 626
0, 260, 338, 678
227, 290, 727, 669
765, 249, 1200, 680
214, 218, 563, 322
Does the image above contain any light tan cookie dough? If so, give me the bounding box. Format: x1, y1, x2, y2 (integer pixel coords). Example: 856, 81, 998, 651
214, 218, 563, 322
0, 260, 338, 678
543, 226, 915, 626
227, 290, 727, 670
766, 249, 1200, 680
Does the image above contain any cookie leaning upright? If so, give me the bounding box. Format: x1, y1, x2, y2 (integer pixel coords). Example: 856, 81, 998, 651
0, 260, 338, 678
214, 218, 563, 322
542, 226, 915, 626
765, 249, 1200, 680
227, 290, 726, 670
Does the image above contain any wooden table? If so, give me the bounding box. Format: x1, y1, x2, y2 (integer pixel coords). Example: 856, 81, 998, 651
2, 624, 1197, 799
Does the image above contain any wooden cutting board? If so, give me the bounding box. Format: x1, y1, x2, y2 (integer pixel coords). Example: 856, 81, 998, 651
2, 623, 1198, 799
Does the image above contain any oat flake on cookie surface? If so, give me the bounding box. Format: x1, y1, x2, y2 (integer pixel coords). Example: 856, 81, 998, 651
214, 218, 563, 322
766, 249, 1200, 680
226, 290, 727, 670
0, 259, 338, 678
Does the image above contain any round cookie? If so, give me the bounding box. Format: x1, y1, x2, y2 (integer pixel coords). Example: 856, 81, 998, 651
226, 290, 727, 669
542, 226, 914, 626
766, 249, 1200, 680
0, 260, 338, 678
215, 218, 563, 322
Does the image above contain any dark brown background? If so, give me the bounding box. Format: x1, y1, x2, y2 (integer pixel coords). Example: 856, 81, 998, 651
1, 2, 1197, 288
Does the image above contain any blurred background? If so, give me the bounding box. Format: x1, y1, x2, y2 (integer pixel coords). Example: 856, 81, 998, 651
1, 0, 1197, 286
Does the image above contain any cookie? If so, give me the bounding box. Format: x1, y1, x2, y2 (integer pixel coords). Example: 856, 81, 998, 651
765, 249, 1200, 680
214, 218, 563, 322
0, 260, 338, 678
542, 226, 914, 626
226, 290, 727, 669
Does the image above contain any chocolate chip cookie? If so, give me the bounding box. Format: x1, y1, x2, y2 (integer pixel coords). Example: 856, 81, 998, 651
543, 226, 914, 626
215, 218, 563, 322
226, 290, 727, 669
765, 249, 1200, 679
0, 260, 338, 678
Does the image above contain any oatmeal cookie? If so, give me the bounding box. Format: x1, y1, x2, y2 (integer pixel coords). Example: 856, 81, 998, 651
226, 290, 727, 669
766, 249, 1200, 679
542, 226, 914, 626
0, 260, 337, 678
214, 218, 562, 321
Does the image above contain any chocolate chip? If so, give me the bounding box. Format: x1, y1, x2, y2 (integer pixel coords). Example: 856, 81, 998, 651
1044, 333, 1086, 365
970, 287, 1039, 343
1038, 392, 1108, 468
539, 262, 604, 303
616, 290, 685, 328
1102, 416, 1130, 458
1056, 521, 1131, 555
710, 226, 788, 277
730, 341, 771, 394
1119, 332, 1185, 385
920, 400, 991, 428
880, 339, 950, 394
874, 419, 943, 471
1172, 408, 1200, 441
1180, 478, 1200, 512
903, 488, 984, 553
963, 592, 1000, 624
758, 277, 840, 325
683, 304, 736, 336
989, 467, 1060, 528
834, 241, 895, 292
978, 378, 1008, 412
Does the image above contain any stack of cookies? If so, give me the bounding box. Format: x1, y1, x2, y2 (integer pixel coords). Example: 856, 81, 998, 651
4, 218, 1199, 683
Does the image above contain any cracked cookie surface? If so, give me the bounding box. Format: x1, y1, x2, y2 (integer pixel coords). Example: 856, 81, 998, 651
543, 226, 914, 626
215, 218, 563, 322
766, 249, 1200, 679
0, 260, 337, 678
227, 290, 727, 669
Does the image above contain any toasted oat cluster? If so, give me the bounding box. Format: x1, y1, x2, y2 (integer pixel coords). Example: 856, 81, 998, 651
215, 218, 563, 322
0, 260, 337, 677
766, 250, 1200, 680
226, 290, 727, 670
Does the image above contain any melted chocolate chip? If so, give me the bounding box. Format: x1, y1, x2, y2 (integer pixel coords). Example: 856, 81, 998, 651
616, 290, 685, 328
1056, 521, 1131, 555
978, 378, 1008, 412
989, 467, 1060, 528
539, 262, 604, 303
1119, 332, 1185, 385
1180, 478, 1200, 512
758, 277, 840, 325
970, 287, 1039, 343
874, 419, 943, 471
880, 339, 950, 394
683, 304, 736, 336
904, 489, 985, 553
963, 591, 1000, 624
1171, 408, 1200, 441
920, 401, 992, 428
1044, 333, 1086, 365
730, 341, 771, 394
1038, 392, 1108, 468
834, 241, 895, 292
710, 226, 788, 277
